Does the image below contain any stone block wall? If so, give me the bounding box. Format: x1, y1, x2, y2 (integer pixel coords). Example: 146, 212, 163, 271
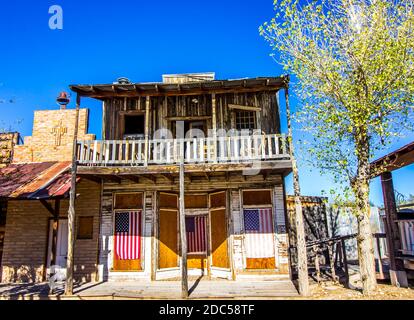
0, 132, 19, 167
13, 108, 95, 163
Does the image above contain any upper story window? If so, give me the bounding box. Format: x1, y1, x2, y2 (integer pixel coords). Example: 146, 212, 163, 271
123, 114, 145, 140
235, 111, 256, 131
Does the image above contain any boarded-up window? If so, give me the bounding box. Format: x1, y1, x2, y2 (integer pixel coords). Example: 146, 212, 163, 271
185, 194, 208, 209
243, 190, 272, 206
210, 192, 226, 208
114, 193, 143, 209
160, 193, 178, 209
211, 208, 229, 268
159, 209, 178, 269
77, 216, 93, 239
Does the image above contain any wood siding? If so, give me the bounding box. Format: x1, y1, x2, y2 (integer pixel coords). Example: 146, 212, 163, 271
103, 91, 281, 140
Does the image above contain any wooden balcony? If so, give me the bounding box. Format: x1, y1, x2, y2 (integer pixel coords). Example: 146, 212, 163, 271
76, 134, 290, 167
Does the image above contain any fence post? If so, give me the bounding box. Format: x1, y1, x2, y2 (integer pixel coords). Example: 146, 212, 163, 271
313, 245, 321, 284
329, 241, 337, 283
376, 234, 384, 280
341, 238, 349, 288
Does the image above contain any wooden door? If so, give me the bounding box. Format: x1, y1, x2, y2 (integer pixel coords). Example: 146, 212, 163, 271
158, 193, 179, 269
209, 191, 230, 269
113, 193, 143, 271
55, 219, 68, 276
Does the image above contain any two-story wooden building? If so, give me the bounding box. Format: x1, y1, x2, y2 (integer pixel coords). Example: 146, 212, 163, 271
1, 73, 294, 286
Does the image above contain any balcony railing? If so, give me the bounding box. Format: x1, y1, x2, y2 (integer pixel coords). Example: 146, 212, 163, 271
77, 134, 290, 166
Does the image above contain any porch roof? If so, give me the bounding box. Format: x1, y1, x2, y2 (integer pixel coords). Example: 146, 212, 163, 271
70, 76, 289, 99
370, 141, 414, 177
0, 161, 73, 200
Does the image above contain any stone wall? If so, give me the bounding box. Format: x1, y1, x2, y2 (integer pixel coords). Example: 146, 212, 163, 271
13, 109, 95, 163
1, 179, 101, 283
0, 132, 19, 167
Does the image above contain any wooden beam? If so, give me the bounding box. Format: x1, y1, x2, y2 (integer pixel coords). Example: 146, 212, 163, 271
211, 93, 217, 163
203, 172, 210, 181
179, 160, 188, 298
381, 172, 408, 287
96, 175, 121, 184
71, 86, 283, 99
144, 96, 150, 166
40, 199, 56, 216
124, 175, 140, 184
77, 160, 293, 175
228, 104, 261, 112
285, 87, 309, 296
50, 199, 61, 267
83, 175, 102, 184
65, 94, 81, 296
160, 174, 174, 183
141, 175, 156, 184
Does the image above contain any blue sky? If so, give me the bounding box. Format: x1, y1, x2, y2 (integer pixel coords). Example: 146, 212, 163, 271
0, 0, 413, 206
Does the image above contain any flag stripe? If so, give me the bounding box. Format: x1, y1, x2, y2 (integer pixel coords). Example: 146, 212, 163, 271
114, 210, 142, 260
187, 216, 207, 253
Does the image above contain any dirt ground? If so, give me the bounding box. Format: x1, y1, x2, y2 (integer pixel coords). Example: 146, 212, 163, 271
307, 281, 414, 300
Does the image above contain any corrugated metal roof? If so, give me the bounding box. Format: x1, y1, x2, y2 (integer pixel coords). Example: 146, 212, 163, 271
0, 162, 72, 200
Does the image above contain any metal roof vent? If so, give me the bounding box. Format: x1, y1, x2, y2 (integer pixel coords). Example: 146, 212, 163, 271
115, 77, 131, 85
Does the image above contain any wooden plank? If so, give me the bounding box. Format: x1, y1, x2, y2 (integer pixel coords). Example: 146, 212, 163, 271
144, 96, 150, 166
158, 209, 179, 269
228, 104, 261, 112
210, 208, 229, 268
65, 94, 80, 296
246, 258, 276, 269
179, 161, 188, 298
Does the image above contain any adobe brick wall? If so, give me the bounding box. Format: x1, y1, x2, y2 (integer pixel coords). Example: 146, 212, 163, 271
0, 132, 19, 167
13, 108, 95, 163
1, 179, 101, 283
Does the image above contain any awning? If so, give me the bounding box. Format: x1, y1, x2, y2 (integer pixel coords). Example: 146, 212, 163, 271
0, 162, 73, 200
70, 76, 289, 99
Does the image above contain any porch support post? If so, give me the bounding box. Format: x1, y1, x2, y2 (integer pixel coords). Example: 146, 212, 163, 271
284, 83, 310, 296
50, 199, 61, 266
381, 171, 408, 287
211, 93, 217, 162
179, 158, 188, 298
65, 94, 81, 296
144, 96, 151, 166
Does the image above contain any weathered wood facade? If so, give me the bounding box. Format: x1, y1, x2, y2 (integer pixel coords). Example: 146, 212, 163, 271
67, 74, 293, 287
101, 91, 280, 141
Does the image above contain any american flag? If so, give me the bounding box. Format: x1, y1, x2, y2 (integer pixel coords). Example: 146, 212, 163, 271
243, 208, 274, 258
186, 216, 207, 253
114, 211, 142, 260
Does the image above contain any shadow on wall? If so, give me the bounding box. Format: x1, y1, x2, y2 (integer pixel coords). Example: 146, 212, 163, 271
2, 265, 44, 283
1, 264, 96, 284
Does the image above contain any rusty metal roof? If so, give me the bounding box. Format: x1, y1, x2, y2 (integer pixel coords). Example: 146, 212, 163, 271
0, 162, 72, 200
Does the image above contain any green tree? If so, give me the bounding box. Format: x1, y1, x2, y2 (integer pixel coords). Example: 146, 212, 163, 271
261, 0, 414, 295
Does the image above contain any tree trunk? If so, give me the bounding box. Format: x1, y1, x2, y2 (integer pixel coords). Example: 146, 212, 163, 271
354, 132, 377, 295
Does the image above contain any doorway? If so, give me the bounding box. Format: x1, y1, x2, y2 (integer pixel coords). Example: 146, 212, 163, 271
47, 219, 68, 278
123, 114, 145, 140
173, 120, 207, 139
